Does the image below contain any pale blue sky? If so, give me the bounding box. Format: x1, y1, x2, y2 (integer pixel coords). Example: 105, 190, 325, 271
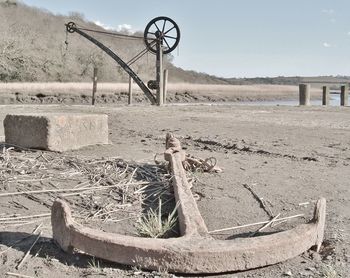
22, 0, 350, 78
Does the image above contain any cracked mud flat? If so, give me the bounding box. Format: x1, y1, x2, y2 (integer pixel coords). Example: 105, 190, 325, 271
0, 104, 349, 277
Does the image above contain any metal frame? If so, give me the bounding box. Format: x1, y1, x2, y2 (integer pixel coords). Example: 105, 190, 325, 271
66, 17, 180, 106
66, 22, 156, 104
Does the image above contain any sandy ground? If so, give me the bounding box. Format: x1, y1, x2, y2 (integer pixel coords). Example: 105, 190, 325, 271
0, 103, 349, 278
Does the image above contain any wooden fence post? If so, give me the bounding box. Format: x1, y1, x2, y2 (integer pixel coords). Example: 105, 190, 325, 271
163, 69, 168, 104
299, 84, 310, 106
322, 86, 329, 106
128, 76, 133, 105
156, 45, 164, 106
92, 67, 98, 105
340, 85, 348, 106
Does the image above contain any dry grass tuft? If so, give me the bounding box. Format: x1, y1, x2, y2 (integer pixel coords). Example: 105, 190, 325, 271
136, 198, 178, 238
320, 265, 337, 278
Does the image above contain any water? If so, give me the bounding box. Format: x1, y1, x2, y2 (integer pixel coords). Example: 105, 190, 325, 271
238, 94, 349, 106
170, 93, 349, 107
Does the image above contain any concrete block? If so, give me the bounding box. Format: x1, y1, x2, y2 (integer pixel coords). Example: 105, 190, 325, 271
4, 113, 108, 151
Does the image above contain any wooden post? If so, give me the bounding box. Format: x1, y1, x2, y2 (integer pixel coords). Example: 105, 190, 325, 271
322, 86, 329, 106
156, 44, 164, 106
340, 85, 348, 106
163, 69, 168, 104
128, 76, 133, 105
299, 84, 310, 106
92, 67, 98, 105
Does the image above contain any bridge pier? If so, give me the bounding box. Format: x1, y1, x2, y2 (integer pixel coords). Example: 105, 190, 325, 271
340, 85, 348, 106
299, 84, 310, 106
322, 86, 329, 106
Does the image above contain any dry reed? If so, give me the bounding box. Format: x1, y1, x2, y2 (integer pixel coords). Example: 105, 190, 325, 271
0, 146, 176, 233
0, 82, 307, 98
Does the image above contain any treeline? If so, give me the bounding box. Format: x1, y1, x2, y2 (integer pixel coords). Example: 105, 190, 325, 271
226, 76, 350, 86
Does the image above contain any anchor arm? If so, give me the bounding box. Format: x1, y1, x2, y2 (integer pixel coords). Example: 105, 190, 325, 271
66, 22, 156, 105
52, 193, 326, 274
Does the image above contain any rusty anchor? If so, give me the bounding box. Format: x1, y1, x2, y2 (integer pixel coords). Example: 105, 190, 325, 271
51, 134, 326, 274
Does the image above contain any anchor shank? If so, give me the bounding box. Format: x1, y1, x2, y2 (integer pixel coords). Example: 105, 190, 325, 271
165, 137, 209, 237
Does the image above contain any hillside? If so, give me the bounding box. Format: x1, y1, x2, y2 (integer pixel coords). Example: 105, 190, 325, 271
0, 0, 349, 85
0, 0, 228, 84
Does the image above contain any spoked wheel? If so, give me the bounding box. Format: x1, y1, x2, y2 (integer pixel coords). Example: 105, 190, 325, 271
144, 16, 180, 54
66, 22, 76, 33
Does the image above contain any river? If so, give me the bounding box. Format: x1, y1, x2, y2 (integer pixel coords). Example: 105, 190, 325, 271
238, 94, 349, 106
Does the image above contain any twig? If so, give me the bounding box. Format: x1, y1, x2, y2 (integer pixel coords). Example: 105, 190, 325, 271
0, 181, 152, 198
250, 213, 281, 237
134, 184, 151, 194
6, 273, 34, 278
16, 231, 42, 269
208, 214, 304, 234
271, 219, 287, 228
5, 218, 50, 228
243, 183, 274, 217
73, 180, 90, 189
0, 221, 29, 224
118, 164, 129, 177
105, 215, 138, 223
127, 167, 138, 184
0, 224, 42, 255
0, 213, 51, 222
39, 153, 49, 163
8, 178, 53, 183
0, 142, 35, 152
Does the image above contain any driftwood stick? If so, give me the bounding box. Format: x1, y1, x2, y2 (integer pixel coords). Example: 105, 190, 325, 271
6, 273, 35, 278
208, 214, 304, 234
0, 181, 152, 198
243, 183, 274, 217
16, 231, 42, 269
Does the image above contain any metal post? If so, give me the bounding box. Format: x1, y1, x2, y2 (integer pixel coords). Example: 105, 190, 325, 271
340, 85, 348, 106
92, 67, 98, 105
299, 84, 310, 106
322, 86, 329, 106
156, 44, 164, 106
163, 69, 168, 104
128, 76, 133, 105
